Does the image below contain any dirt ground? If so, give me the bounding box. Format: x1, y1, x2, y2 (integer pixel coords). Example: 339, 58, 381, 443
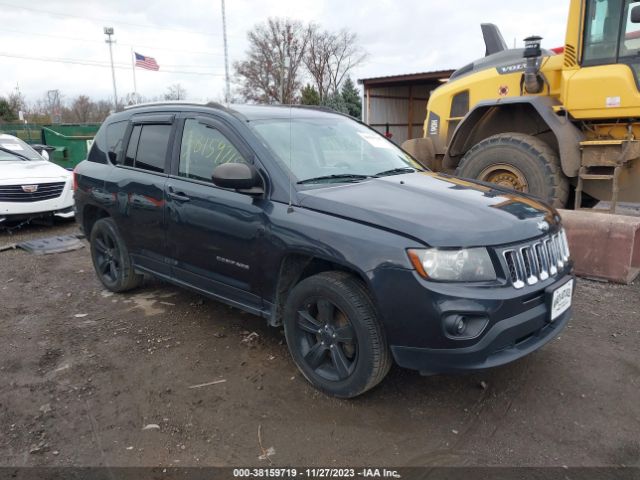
0, 220, 639, 468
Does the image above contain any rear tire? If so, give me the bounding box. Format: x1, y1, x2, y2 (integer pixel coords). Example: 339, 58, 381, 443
89, 217, 143, 292
456, 133, 569, 208
283, 271, 391, 398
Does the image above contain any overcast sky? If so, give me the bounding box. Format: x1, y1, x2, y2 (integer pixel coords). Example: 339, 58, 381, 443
0, 0, 570, 106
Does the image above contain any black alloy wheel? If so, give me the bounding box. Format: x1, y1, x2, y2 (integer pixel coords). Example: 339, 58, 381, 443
283, 271, 391, 398
89, 217, 143, 292
295, 298, 358, 382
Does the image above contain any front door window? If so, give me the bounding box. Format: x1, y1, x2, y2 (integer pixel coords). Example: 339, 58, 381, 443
178, 119, 246, 183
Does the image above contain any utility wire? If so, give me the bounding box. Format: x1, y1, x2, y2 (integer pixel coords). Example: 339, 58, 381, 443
0, 52, 225, 76
0, 27, 225, 57
0, 1, 238, 38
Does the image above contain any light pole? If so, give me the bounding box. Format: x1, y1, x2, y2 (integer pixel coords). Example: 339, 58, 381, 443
221, 0, 231, 106
104, 27, 118, 111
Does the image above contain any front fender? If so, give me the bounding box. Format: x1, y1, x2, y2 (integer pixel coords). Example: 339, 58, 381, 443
445, 96, 584, 177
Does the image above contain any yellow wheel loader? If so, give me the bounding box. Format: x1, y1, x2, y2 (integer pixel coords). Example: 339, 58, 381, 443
405, 0, 640, 210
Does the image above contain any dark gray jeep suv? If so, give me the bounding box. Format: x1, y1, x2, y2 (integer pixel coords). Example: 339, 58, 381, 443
74, 102, 574, 398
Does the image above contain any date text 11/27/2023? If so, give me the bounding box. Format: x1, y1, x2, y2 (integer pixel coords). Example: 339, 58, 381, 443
232, 468, 401, 478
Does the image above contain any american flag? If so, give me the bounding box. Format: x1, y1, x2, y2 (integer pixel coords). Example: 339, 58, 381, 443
135, 52, 159, 71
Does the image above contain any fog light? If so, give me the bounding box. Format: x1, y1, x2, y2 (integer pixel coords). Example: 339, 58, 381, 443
443, 314, 489, 340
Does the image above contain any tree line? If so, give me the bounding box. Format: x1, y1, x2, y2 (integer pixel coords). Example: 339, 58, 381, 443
0, 83, 190, 124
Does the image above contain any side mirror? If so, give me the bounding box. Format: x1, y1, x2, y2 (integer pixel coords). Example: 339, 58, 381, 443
212, 162, 263, 194
632, 5, 640, 23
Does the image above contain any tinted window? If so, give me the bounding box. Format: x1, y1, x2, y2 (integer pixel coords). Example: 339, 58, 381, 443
124, 125, 141, 167
135, 125, 171, 173
106, 121, 128, 164
86, 127, 107, 164
123, 124, 170, 173
178, 119, 245, 182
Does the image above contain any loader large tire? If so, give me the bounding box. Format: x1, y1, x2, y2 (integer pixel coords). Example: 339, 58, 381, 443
456, 133, 569, 208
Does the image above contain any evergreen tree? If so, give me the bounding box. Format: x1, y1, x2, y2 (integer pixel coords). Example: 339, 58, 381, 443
300, 84, 320, 105
341, 77, 361, 119
322, 91, 349, 114
0, 98, 17, 123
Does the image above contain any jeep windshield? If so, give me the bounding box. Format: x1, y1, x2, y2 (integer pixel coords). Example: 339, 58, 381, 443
250, 116, 424, 184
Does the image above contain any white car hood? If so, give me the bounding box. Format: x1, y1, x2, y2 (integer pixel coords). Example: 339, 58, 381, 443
0, 160, 71, 183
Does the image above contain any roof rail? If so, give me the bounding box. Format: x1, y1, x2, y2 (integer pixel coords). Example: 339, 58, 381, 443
123, 100, 227, 110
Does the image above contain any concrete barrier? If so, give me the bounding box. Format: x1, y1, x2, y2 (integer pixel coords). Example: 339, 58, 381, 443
558, 209, 640, 284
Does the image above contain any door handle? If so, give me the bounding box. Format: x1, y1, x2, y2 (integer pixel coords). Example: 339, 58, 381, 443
167, 186, 190, 202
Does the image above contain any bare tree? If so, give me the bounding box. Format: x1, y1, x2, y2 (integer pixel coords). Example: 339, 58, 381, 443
70, 95, 92, 123
304, 27, 367, 101
91, 100, 112, 122
7, 87, 25, 116
164, 83, 187, 101
234, 18, 310, 104
45, 90, 62, 123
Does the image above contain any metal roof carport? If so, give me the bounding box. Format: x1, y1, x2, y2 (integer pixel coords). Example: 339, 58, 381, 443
358, 70, 454, 146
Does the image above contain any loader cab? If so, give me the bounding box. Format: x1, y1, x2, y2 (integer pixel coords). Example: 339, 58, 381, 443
562, 0, 640, 119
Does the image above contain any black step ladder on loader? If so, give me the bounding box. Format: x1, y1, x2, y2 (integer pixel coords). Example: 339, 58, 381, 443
574, 139, 639, 212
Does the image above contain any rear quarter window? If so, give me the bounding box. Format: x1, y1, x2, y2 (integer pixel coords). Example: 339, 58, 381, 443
87, 120, 128, 164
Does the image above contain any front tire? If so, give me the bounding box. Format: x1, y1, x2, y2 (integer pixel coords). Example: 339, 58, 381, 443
456, 133, 569, 208
89, 217, 143, 292
283, 271, 391, 398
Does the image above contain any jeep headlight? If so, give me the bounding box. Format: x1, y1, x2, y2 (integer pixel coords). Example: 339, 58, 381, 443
408, 247, 496, 282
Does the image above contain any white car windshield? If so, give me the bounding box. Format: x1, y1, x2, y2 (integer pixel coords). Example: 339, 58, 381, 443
0, 136, 43, 161
250, 116, 423, 184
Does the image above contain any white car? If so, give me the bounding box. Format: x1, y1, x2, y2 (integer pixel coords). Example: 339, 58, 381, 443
0, 134, 74, 224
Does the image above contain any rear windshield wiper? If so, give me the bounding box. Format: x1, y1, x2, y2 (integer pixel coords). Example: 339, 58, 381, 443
0, 146, 32, 161
373, 167, 422, 177
297, 174, 372, 185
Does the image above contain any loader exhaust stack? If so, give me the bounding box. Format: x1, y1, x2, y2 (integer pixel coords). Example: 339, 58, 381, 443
523, 35, 544, 94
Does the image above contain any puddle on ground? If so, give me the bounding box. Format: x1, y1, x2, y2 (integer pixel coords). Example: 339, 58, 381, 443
126, 290, 178, 317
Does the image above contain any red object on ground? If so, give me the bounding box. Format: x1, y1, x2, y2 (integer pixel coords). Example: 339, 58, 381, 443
559, 209, 640, 284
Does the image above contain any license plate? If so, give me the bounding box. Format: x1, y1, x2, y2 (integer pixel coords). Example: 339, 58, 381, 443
550, 279, 573, 321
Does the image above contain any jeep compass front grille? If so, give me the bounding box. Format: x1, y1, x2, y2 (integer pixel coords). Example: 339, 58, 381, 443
0, 182, 66, 203
502, 229, 570, 289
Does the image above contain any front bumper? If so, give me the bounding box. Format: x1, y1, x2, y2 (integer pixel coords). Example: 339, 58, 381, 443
392, 298, 571, 374
370, 266, 574, 374
0, 179, 74, 221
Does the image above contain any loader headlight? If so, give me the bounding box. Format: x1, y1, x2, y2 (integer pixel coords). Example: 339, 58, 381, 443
407, 248, 496, 282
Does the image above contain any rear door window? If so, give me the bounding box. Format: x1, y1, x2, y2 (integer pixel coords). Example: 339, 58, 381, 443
124, 124, 171, 173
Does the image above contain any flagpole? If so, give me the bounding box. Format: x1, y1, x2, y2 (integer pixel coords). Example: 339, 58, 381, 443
131, 48, 138, 103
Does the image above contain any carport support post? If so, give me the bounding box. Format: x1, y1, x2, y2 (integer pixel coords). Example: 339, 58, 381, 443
408, 85, 414, 140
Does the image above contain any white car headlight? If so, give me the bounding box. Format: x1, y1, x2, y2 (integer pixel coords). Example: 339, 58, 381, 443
408, 247, 496, 282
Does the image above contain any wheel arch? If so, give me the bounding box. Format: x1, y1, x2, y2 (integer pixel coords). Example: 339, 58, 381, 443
444, 96, 584, 177
82, 204, 110, 238
269, 252, 372, 327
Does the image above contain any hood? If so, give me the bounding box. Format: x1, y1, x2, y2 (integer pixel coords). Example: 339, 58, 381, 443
0, 160, 71, 183
297, 172, 559, 247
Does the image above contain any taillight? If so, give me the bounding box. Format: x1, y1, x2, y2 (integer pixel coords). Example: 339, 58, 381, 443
72, 168, 78, 191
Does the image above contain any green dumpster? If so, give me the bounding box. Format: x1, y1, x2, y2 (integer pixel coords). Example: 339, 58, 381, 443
40, 124, 101, 169
0, 123, 101, 169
